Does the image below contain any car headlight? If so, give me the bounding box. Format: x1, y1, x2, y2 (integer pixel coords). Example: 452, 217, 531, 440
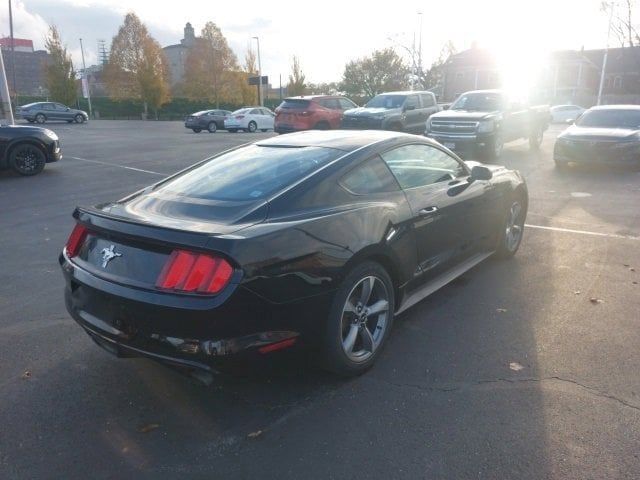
477, 120, 495, 133
44, 130, 58, 140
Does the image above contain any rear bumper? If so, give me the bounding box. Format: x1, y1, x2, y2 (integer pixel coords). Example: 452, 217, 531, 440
554, 142, 640, 166
60, 253, 333, 371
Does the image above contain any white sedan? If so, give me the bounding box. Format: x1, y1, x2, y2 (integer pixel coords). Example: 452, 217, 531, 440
224, 107, 275, 133
550, 105, 585, 123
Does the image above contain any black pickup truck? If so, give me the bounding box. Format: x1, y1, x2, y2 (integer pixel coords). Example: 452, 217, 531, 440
425, 90, 551, 160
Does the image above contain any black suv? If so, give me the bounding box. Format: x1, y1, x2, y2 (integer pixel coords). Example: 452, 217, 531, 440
341, 91, 440, 133
185, 109, 232, 133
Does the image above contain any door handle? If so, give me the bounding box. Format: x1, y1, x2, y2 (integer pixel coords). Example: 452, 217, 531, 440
419, 206, 438, 216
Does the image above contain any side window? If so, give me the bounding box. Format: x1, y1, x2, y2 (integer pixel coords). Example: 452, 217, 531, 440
44, 103, 55, 111
420, 94, 435, 107
405, 95, 419, 109
250, 109, 260, 115
339, 98, 357, 110
318, 98, 340, 110
55, 103, 67, 111
262, 108, 274, 116
340, 156, 400, 195
381, 144, 466, 190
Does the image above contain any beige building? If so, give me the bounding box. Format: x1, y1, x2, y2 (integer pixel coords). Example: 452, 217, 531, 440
162, 23, 197, 88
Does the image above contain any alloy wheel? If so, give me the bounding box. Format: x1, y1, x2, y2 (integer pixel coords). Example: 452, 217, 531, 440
13, 146, 45, 175
505, 201, 523, 252
340, 276, 390, 363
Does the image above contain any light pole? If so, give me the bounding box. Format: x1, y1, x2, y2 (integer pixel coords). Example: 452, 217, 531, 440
79, 38, 92, 118
387, 36, 418, 90
252, 36, 262, 106
8, 0, 17, 106
597, 2, 616, 105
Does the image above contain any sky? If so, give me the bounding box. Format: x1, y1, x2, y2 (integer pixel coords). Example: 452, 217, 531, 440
0, 0, 614, 85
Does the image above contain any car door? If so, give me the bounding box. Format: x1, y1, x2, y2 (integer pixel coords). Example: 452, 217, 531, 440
42, 103, 56, 120
54, 103, 70, 121
381, 143, 495, 280
503, 99, 529, 141
402, 95, 422, 133
419, 93, 437, 126
261, 108, 275, 129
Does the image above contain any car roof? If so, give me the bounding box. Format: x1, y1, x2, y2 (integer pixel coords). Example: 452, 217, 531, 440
589, 104, 640, 111
374, 91, 433, 96
256, 129, 435, 152
284, 95, 343, 100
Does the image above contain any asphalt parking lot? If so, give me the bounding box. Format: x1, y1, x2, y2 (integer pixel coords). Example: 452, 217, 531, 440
1, 120, 639, 479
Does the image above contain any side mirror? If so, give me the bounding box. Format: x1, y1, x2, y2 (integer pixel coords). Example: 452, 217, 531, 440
469, 165, 493, 181
66, 108, 70, 111
565, 118, 574, 125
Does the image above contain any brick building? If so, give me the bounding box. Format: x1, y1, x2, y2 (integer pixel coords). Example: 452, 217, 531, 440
0, 37, 49, 96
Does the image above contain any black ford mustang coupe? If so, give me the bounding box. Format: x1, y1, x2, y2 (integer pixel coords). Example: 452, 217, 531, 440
60, 130, 527, 376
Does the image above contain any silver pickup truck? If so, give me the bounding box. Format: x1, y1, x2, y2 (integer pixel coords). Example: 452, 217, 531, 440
342, 91, 440, 134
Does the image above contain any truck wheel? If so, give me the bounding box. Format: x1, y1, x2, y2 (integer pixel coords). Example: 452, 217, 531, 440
529, 129, 543, 150
487, 134, 503, 160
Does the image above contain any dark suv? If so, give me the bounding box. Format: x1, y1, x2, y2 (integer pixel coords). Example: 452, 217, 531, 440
341, 91, 439, 133
185, 109, 233, 133
274, 96, 358, 134
16, 102, 88, 124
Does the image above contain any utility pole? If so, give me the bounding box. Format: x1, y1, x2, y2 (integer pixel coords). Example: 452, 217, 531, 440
597, 2, 615, 105
8, 0, 17, 106
253, 36, 262, 106
79, 38, 92, 118
418, 12, 423, 75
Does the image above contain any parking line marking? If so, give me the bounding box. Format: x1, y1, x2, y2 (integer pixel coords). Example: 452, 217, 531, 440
525, 224, 640, 241
68, 156, 165, 176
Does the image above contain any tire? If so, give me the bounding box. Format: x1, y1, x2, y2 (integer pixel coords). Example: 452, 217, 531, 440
75, 114, 85, 124
322, 261, 395, 376
487, 133, 503, 161
35, 113, 46, 124
248, 121, 257, 133
207, 122, 217, 133
192, 128, 202, 133
228, 128, 237, 133
495, 196, 526, 259
10, 143, 46, 176
529, 128, 543, 150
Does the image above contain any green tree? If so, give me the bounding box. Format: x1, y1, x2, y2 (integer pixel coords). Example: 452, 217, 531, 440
183, 22, 239, 106
287, 56, 306, 96
44, 25, 76, 105
340, 48, 408, 99
104, 12, 170, 116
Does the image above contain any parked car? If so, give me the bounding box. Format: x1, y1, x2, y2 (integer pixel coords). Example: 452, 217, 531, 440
0, 124, 62, 175
341, 91, 439, 134
59, 130, 528, 376
274, 95, 358, 133
550, 105, 585, 123
223, 107, 275, 133
425, 89, 551, 160
15, 102, 88, 124
184, 109, 232, 133
554, 105, 640, 170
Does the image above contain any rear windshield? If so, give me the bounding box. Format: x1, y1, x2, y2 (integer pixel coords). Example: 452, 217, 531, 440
365, 95, 406, 109
576, 109, 640, 129
154, 145, 344, 201
279, 99, 311, 109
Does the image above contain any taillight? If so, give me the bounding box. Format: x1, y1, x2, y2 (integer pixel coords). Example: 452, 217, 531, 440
65, 224, 89, 257
235, 115, 245, 119
156, 250, 233, 294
